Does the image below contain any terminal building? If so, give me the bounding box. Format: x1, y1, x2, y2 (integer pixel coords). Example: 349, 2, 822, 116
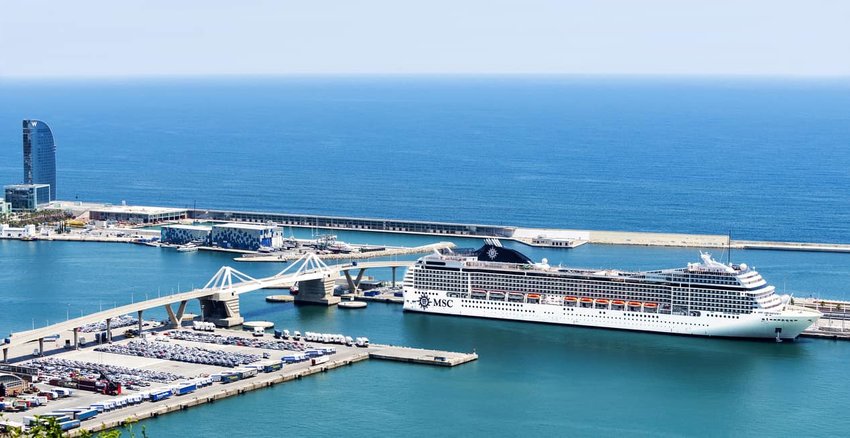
4, 184, 51, 211
161, 224, 212, 245
210, 223, 283, 250
23, 119, 57, 201
88, 205, 188, 224
191, 209, 515, 237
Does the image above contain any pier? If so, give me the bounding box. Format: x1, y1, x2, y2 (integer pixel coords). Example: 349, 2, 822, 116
10, 201, 850, 254
369, 345, 478, 367
0, 326, 475, 436
233, 242, 455, 262
185, 208, 850, 253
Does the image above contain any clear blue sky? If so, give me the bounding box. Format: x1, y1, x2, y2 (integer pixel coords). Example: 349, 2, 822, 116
1, 0, 848, 77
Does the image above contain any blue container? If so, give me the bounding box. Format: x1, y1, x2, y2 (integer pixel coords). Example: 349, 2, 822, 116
274, 330, 282, 339
59, 419, 81, 431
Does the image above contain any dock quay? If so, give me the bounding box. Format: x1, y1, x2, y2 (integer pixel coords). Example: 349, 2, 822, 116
233, 242, 455, 262
11, 201, 850, 253
0, 325, 476, 436
369, 344, 478, 367
796, 297, 850, 340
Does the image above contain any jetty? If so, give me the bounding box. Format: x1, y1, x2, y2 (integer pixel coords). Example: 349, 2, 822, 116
0, 326, 475, 436
233, 242, 454, 262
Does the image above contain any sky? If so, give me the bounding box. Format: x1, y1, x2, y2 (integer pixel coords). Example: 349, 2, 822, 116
0, 0, 848, 77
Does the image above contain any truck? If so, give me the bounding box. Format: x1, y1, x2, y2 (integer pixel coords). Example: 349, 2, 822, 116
235, 368, 257, 379
53, 408, 99, 422
263, 362, 283, 373
311, 356, 330, 366
175, 382, 197, 396
49, 377, 121, 396
220, 373, 239, 384
59, 419, 81, 431
149, 390, 172, 402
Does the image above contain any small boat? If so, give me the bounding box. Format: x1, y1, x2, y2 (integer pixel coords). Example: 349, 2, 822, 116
489, 291, 506, 301
612, 300, 625, 305
628, 301, 642, 308
176, 244, 198, 253
289, 283, 299, 295
508, 293, 524, 302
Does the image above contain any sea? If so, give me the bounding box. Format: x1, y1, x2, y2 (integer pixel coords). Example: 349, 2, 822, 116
1, 77, 850, 436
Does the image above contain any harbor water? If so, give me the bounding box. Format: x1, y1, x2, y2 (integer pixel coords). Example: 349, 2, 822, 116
2, 238, 850, 436
1, 77, 849, 243
1, 77, 850, 436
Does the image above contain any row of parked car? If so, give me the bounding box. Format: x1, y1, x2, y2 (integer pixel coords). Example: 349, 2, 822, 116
300, 331, 369, 347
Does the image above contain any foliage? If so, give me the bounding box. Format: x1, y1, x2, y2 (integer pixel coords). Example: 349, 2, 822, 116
6, 210, 72, 227
0, 414, 146, 438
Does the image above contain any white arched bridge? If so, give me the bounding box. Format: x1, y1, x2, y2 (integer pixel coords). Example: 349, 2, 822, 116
2, 254, 412, 362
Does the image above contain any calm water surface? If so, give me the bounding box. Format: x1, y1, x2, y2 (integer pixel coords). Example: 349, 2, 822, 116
1, 77, 849, 436
2, 239, 850, 436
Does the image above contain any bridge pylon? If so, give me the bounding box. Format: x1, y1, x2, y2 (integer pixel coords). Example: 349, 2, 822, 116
198, 266, 257, 327
276, 253, 340, 306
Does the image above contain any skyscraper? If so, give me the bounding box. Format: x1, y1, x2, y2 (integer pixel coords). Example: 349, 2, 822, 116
22, 119, 56, 201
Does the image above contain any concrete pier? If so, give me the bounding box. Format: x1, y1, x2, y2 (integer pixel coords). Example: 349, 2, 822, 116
0, 326, 475, 436
369, 344, 478, 367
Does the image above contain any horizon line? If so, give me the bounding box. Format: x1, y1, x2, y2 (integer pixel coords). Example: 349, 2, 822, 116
2, 72, 850, 81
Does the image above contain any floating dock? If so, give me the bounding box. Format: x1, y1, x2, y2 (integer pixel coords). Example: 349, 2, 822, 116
369, 344, 478, 367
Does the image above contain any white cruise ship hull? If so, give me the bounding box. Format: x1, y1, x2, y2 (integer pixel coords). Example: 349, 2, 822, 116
403, 289, 817, 340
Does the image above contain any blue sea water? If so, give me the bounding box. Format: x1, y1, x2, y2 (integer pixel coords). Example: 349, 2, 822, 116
1, 77, 849, 242
2, 239, 850, 437
2, 77, 850, 436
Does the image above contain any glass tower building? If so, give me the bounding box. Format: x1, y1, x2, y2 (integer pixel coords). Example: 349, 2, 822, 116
22, 119, 56, 201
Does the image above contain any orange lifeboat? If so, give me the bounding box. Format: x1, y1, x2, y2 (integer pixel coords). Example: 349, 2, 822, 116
627, 301, 642, 307
579, 297, 593, 303
596, 299, 609, 305
612, 300, 625, 306
527, 293, 541, 299
644, 302, 657, 308
564, 296, 578, 302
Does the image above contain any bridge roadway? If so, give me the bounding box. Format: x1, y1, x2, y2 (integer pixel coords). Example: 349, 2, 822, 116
2, 255, 413, 362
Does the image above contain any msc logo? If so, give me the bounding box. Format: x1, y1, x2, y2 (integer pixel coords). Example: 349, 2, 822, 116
417, 294, 453, 309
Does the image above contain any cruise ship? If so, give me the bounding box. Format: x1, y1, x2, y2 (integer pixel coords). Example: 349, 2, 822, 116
402, 240, 821, 340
